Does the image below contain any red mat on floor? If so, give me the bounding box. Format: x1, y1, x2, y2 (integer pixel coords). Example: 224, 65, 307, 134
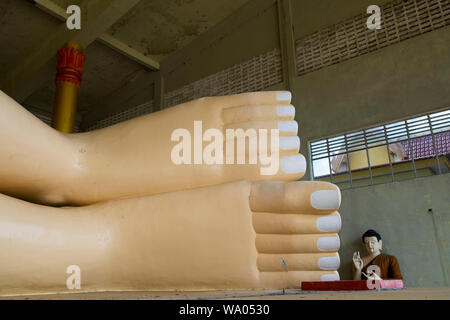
301, 280, 404, 291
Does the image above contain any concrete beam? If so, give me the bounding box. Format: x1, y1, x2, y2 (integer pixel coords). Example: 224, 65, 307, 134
152, 72, 165, 112
34, 1, 159, 71
97, 34, 159, 71
160, 0, 277, 75
0, 0, 141, 102
277, 0, 297, 90
34, 0, 67, 20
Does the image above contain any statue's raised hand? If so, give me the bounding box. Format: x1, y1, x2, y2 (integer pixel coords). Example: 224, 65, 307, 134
353, 251, 363, 270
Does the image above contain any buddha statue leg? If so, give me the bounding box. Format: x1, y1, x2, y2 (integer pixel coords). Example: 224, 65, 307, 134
0, 90, 81, 205
0, 90, 302, 206
0, 180, 341, 295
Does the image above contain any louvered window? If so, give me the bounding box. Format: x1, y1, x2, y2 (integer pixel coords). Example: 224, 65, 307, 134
309, 109, 450, 189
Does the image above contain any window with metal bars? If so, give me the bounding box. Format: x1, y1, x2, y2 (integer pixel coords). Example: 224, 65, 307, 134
309, 109, 450, 189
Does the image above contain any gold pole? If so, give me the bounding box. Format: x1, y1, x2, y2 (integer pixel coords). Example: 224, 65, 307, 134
51, 42, 86, 133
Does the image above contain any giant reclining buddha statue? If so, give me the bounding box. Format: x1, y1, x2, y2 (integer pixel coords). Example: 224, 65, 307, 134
0, 46, 341, 296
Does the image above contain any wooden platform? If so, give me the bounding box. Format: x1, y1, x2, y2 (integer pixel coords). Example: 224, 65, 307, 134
301, 280, 404, 291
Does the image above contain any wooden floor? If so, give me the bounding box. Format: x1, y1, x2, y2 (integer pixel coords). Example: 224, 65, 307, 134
1, 287, 449, 300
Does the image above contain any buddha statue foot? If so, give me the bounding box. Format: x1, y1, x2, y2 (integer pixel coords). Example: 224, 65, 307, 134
0, 180, 341, 295
1, 90, 305, 206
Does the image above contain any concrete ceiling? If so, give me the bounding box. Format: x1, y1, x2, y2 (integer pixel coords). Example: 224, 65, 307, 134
0, 0, 60, 73
108, 0, 250, 63
0, 0, 250, 120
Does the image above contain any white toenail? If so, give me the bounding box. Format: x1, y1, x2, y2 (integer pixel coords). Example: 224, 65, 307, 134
279, 136, 300, 150
281, 154, 306, 174
317, 236, 340, 251
310, 190, 341, 210
317, 216, 342, 232
321, 273, 340, 281
318, 256, 340, 270
276, 91, 292, 102
278, 121, 298, 133
277, 105, 295, 117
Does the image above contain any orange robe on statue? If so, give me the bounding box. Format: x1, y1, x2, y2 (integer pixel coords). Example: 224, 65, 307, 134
361, 253, 403, 280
